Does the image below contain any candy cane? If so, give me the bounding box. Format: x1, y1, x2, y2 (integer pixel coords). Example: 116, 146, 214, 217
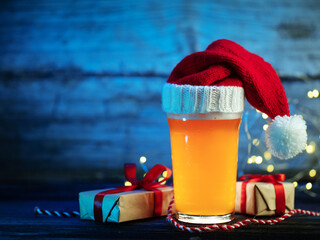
166, 197, 320, 233
34, 206, 80, 218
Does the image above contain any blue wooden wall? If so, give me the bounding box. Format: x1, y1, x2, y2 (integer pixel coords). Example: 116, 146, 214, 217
1, 0, 320, 182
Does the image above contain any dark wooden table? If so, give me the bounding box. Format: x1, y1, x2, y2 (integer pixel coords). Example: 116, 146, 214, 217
0, 182, 319, 239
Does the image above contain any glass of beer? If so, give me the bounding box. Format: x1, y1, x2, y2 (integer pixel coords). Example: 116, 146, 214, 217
167, 111, 242, 224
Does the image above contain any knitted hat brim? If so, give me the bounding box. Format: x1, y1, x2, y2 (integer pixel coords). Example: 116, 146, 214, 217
162, 83, 244, 114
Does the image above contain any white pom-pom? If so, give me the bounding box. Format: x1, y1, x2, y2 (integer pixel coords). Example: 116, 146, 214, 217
265, 115, 307, 160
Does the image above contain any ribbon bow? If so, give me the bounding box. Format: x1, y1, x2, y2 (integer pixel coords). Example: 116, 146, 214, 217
239, 174, 286, 215
94, 163, 172, 222
239, 174, 286, 183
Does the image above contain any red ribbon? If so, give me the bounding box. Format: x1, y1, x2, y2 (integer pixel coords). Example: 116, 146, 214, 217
93, 163, 172, 222
239, 174, 286, 215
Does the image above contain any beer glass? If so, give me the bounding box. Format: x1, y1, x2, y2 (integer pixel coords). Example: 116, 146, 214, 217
167, 112, 242, 224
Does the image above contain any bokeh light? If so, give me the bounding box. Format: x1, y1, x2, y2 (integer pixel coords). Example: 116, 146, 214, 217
307, 91, 314, 98
267, 165, 274, 172
139, 156, 147, 164
124, 181, 132, 186
162, 170, 168, 178
255, 156, 263, 164
252, 138, 260, 146
306, 142, 316, 154
263, 124, 269, 131
309, 169, 316, 178
264, 151, 272, 160
306, 182, 312, 190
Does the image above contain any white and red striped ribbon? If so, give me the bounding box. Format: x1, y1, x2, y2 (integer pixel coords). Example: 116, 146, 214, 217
166, 197, 320, 233
34, 199, 320, 232
34, 206, 80, 218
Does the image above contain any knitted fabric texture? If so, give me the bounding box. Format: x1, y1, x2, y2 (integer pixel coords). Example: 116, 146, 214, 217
165, 39, 289, 119
162, 84, 244, 114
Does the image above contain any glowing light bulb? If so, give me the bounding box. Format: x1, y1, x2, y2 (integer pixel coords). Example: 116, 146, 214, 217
256, 109, 261, 113
267, 165, 274, 172
162, 170, 168, 178
307, 91, 313, 98
140, 156, 147, 164
264, 151, 272, 160
306, 182, 312, 190
124, 181, 132, 186
252, 138, 260, 146
306, 142, 316, 154
309, 169, 316, 178
158, 177, 165, 184
263, 124, 269, 131
293, 181, 298, 188
306, 145, 313, 153
256, 156, 263, 164
313, 89, 319, 98
247, 157, 253, 164
262, 113, 268, 119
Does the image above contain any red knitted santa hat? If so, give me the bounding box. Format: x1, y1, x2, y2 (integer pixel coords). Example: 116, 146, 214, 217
162, 39, 307, 160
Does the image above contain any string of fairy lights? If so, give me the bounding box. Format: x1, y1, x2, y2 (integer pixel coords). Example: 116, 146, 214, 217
245, 87, 319, 196
124, 88, 319, 197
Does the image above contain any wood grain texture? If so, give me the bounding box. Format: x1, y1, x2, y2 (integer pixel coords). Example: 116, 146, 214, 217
0, 183, 319, 239
1, 0, 320, 182
1, 0, 320, 76
0, 74, 319, 181
0, 75, 172, 181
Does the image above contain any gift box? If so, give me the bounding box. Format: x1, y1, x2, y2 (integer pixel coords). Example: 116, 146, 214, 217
79, 163, 173, 223
79, 186, 173, 223
235, 174, 295, 216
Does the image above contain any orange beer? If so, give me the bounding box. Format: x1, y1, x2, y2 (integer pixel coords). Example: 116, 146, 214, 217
167, 113, 241, 218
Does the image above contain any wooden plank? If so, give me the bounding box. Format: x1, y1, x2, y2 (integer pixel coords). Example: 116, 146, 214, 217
1, 0, 320, 76
0, 75, 319, 181
0, 75, 170, 180
0, 193, 319, 239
